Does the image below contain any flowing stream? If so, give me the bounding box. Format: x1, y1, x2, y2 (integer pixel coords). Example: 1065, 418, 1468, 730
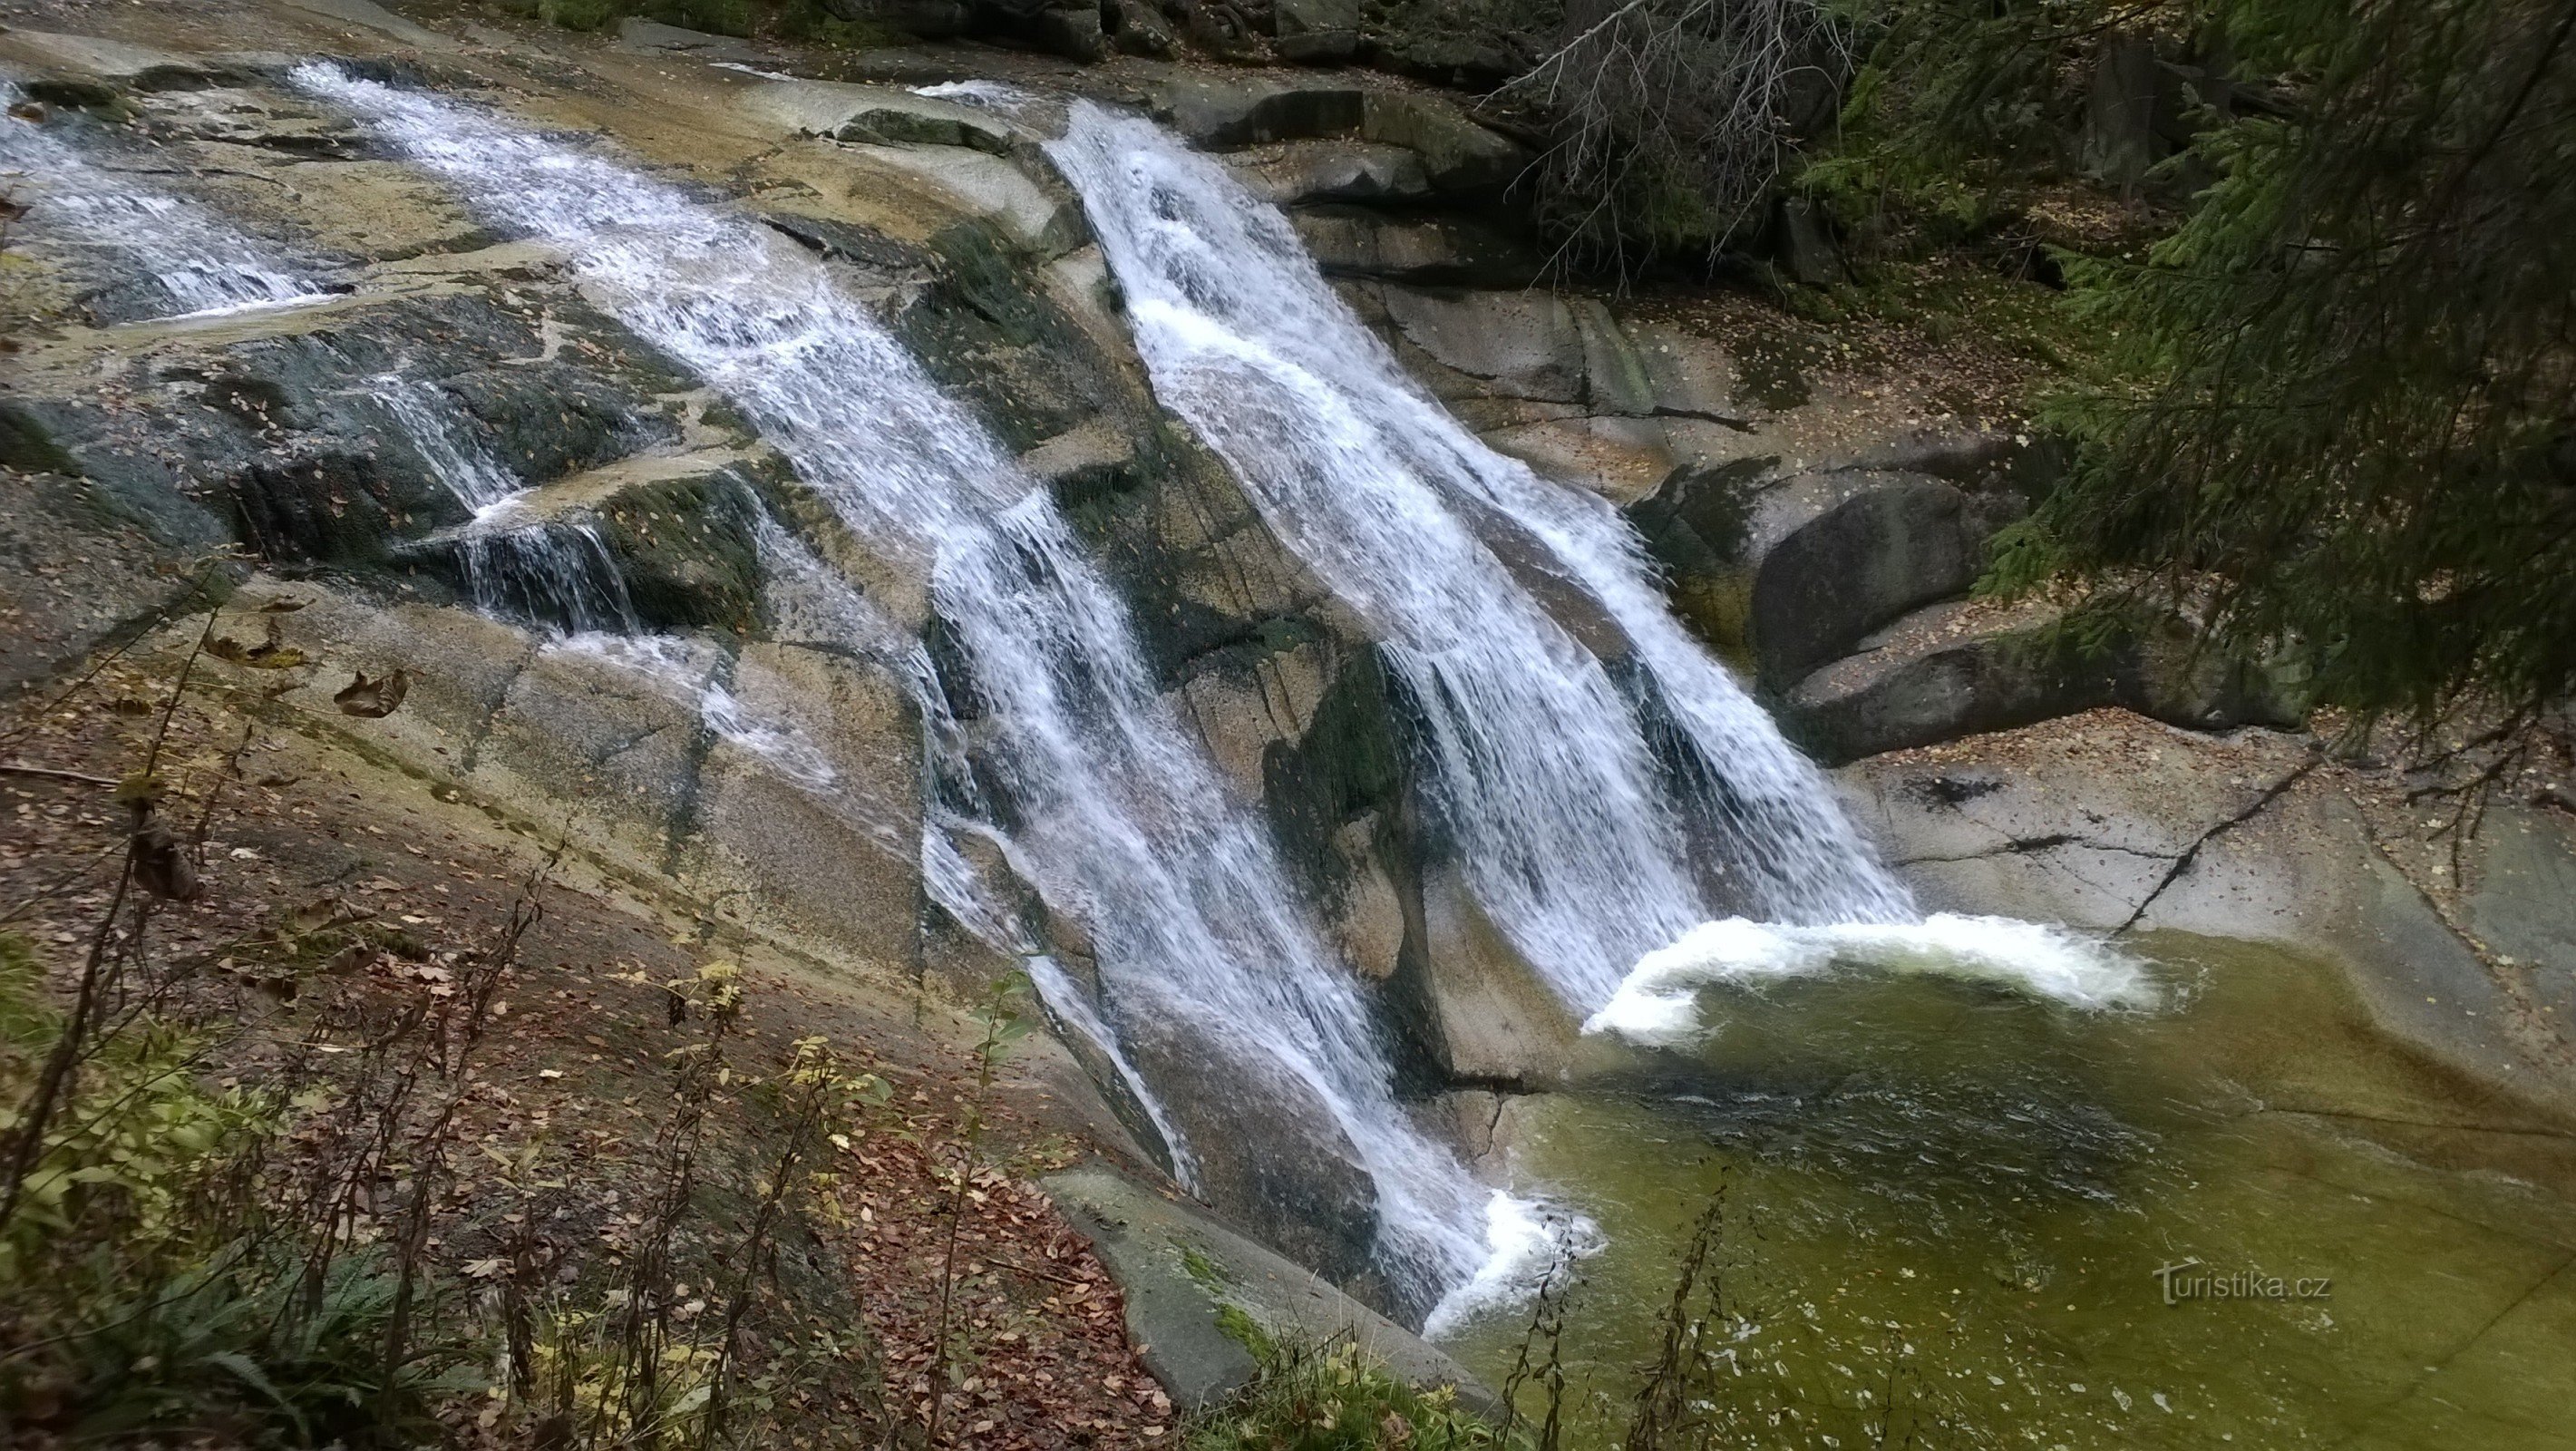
296, 64, 1522, 1317
373, 376, 642, 635
0, 91, 326, 318
1048, 105, 1920, 1013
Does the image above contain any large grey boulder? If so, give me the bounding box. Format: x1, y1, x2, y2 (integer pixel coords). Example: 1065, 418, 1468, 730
1152, 77, 1527, 200
1149, 74, 1370, 149
1749, 472, 1988, 684
1621, 438, 2043, 675
1786, 601, 2113, 764
1356, 93, 1525, 196
1238, 141, 1435, 207
1293, 209, 1533, 285
1378, 287, 1584, 403
1045, 1164, 1500, 1415
1275, 0, 1362, 63
1786, 599, 2306, 764
1116, 1011, 1384, 1289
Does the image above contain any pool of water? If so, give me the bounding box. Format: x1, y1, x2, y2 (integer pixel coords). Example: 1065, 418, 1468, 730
1439, 935, 2576, 1449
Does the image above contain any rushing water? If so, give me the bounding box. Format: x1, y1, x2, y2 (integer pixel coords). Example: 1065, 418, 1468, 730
373, 377, 642, 635
296, 63, 1527, 1316
1440, 938, 2576, 1449
0, 93, 326, 318
1049, 105, 1919, 1013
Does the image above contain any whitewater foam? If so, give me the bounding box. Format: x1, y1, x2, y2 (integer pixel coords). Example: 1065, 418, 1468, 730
1586, 915, 2159, 1047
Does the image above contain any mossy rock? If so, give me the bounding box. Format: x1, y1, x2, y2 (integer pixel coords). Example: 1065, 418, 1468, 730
593, 472, 765, 633
440, 362, 682, 484
1261, 648, 1413, 898
895, 219, 1114, 452
228, 451, 468, 568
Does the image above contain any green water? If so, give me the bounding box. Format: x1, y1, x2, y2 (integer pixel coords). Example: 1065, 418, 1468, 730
1440, 937, 2576, 1449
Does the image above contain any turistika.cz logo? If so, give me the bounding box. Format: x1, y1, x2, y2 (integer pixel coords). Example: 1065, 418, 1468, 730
2153, 1259, 2332, 1306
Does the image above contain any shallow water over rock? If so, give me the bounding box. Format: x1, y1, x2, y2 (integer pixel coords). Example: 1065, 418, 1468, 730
1439, 936, 2576, 1448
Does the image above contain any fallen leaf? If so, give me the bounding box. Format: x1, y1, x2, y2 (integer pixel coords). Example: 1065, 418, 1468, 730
334, 668, 410, 718
207, 636, 306, 669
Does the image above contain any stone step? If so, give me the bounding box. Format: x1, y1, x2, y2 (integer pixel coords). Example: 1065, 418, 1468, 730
1784, 597, 2308, 764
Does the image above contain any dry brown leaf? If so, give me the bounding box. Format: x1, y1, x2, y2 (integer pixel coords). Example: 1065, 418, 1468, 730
334, 667, 410, 717
207, 635, 307, 669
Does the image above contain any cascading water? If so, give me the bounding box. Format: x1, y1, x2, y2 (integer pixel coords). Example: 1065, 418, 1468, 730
297, 63, 1534, 1319
1048, 105, 1920, 1013
373, 378, 641, 635
0, 91, 326, 318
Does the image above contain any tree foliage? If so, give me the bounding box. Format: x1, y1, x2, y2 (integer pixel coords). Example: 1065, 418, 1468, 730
1862, 0, 2576, 726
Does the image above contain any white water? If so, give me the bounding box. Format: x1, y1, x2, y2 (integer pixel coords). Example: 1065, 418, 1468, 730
299, 64, 1527, 1315
374, 378, 640, 635
1048, 106, 1917, 1015
0, 95, 326, 318
1586, 914, 2157, 1048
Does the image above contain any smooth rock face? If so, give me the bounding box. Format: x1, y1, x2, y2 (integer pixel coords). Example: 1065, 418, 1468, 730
1237, 140, 1435, 207
1116, 1012, 1385, 1289
1843, 712, 2576, 1123
1750, 473, 1980, 685
1044, 1164, 1499, 1414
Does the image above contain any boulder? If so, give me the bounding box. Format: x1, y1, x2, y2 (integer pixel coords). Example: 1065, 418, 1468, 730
1238, 141, 1434, 207
2081, 37, 2173, 190
1748, 472, 1985, 685
745, 80, 1019, 155
1102, 0, 1178, 56
1773, 195, 1844, 287
1785, 600, 2113, 764
1293, 209, 1533, 285
1785, 599, 2306, 764
1357, 93, 1527, 197
1377, 287, 1583, 403
1276, 0, 1362, 63
1622, 453, 2034, 677
1148, 75, 1367, 149
1114, 1009, 1384, 1288
1045, 1164, 1500, 1414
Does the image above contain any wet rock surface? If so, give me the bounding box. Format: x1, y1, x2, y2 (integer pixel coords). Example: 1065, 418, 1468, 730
4, 8, 2571, 1397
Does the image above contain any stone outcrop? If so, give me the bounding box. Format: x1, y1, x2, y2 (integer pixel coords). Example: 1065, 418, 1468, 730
1842, 711, 2576, 1124
1045, 1164, 1498, 1413
1143, 73, 1538, 287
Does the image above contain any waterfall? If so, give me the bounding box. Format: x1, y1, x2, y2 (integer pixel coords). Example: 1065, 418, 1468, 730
1047, 105, 1918, 1013
373, 377, 642, 635
0, 93, 326, 318
297, 64, 1524, 1316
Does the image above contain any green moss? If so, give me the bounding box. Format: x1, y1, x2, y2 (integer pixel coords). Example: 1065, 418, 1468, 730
0, 403, 81, 476
1188, 1338, 1507, 1450
1181, 1245, 1229, 1290
1211, 1302, 1272, 1360
540, 0, 623, 30
594, 472, 765, 634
